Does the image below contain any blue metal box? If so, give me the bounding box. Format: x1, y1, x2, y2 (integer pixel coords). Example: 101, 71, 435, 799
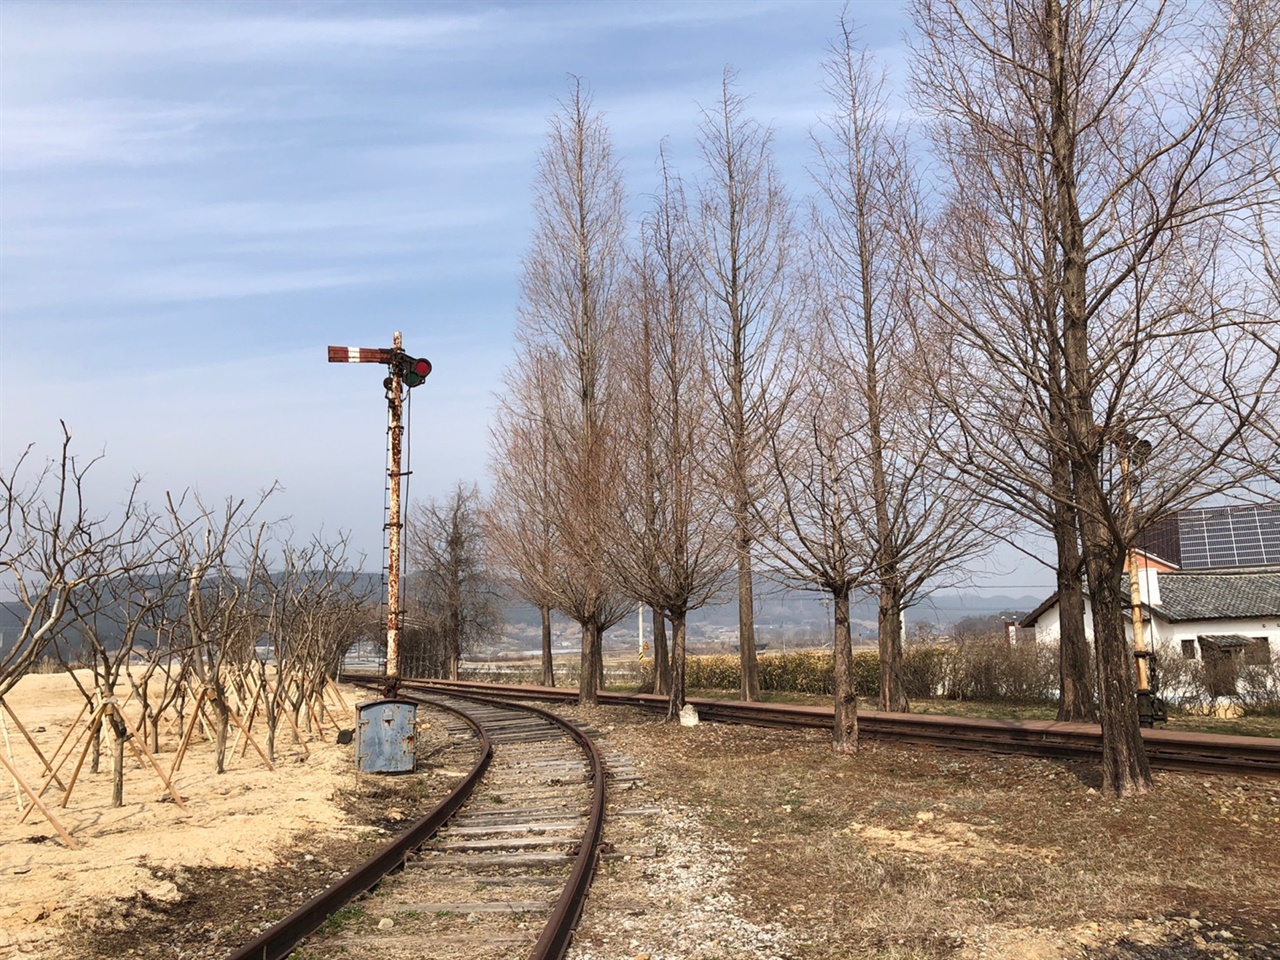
355, 698, 418, 774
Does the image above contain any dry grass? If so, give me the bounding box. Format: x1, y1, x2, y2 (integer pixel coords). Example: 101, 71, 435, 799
586, 706, 1280, 959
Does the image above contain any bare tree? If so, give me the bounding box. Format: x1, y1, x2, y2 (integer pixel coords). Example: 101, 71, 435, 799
1, 424, 180, 809
611, 150, 735, 718
692, 68, 799, 702
810, 18, 994, 713
1, 425, 157, 698
754, 337, 872, 753
501, 78, 631, 704
488, 350, 565, 688
59, 531, 183, 806
911, 0, 1280, 795
166, 489, 275, 774
254, 531, 370, 761
406, 483, 502, 680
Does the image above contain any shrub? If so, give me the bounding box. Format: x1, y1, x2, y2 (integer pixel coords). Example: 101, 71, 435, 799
933, 635, 1057, 704
686, 648, 937, 700
1158, 649, 1280, 717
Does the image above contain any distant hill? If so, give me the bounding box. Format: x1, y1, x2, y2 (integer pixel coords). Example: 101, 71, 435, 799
496, 583, 1043, 653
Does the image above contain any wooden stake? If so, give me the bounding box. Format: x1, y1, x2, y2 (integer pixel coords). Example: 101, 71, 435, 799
18, 701, 101, 824
108, 702, 187, 810
279, 702, 311, 758
59, 701, 110, 810
0, 749, 79, 850
0, 697, 68, 791
224, 702, 275, 772
325, 676, 352, 715
168, 689, 212, 778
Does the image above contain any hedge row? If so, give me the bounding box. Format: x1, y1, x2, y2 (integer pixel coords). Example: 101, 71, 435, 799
685, 647, 947, 699
685, 641, 1057, 704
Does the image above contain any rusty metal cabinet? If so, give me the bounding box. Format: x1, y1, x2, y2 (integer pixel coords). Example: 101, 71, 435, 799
355, 698, 417, 773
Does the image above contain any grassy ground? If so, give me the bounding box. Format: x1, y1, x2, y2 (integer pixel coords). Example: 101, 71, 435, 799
579, 704, 1280, 959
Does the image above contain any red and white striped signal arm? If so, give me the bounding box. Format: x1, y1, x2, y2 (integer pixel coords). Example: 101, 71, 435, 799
327, 346, 393, 364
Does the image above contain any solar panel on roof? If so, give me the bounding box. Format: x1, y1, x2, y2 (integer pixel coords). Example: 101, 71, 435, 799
1177, 504, 1280, 568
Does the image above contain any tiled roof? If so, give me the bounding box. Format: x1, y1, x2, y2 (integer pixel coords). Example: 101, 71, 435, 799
1145, 571, 1280, 622
1196, 634, 1252, 646
1022, 569, 1280, 627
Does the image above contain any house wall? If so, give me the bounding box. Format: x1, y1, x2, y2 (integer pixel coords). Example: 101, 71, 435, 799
1133, 615, 1278, 660
1032, 599, 1276, 661
1032, 597, 1099, 645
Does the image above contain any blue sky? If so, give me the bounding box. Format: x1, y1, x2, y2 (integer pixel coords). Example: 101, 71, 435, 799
1, 1, 1041, 590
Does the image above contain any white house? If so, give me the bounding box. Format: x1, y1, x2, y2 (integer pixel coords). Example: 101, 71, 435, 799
1020, 566, 1280, 668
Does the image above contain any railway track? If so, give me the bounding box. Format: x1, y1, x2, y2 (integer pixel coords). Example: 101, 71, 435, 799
386, 677, 1280, 779
229, 690, 606, 960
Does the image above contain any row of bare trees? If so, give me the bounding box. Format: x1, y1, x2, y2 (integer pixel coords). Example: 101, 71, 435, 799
488, 0, 1280, 797
2, 424, 373, 812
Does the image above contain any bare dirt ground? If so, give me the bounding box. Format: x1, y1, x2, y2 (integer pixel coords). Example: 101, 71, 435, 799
0, 671, 462, 960
3, 676, 1279, 959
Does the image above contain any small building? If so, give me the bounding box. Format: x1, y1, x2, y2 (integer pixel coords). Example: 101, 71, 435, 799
1020, 566, 1280, 667
1021, 503, 1280, 663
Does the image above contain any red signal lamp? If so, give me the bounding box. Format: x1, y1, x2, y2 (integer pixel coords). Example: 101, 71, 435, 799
404, 356, 432, 387
391, 351, 432, 388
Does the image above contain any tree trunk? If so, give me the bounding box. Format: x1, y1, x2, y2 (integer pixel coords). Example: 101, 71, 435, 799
736, 531, 760, 701
540, 604, 555, 688
1054, 502, 1096, 722
1047, 0, 1149, 797
652, 606, 670, 697
90, 711, 102, 774
1081, 532, 1152, 795
877, 575, 909, 712
579, 619, 602, 706
212, 698, 230, 774
832, 586, 859, 754
109, 709, 127, 808
667, 606, 688, 721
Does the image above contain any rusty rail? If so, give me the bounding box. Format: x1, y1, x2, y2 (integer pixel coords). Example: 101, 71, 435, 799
228, 698, 492, 960
387, 676, 1280, 779
423, 688, 608, 960
230, 685, 608, 960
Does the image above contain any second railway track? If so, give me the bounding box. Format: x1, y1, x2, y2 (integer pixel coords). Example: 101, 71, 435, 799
231, 690, 606, 960
390, 677, 1280, 779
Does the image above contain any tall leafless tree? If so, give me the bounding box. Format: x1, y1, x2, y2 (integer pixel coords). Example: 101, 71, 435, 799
810, 18, 995, 713
611, 150, 735, 718
488, 350, 565, 688
406, 483, 501, 680
500, 78, 631, 704
692, 68, 799, 702
754, 332, 871, 754
911, 0, 1280, 795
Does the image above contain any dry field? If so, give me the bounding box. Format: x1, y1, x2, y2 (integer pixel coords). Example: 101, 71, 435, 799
2, 674, 1278, 959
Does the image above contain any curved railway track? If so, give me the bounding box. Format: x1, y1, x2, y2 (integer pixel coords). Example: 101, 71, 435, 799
229, 689, 606, 960
385, 677, 1280, 779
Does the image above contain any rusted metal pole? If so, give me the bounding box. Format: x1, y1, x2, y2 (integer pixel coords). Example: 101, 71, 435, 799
386, 331, 404, 680
1122, 450, 1154, 726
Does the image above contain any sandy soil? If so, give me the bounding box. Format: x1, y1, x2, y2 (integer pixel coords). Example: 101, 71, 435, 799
0, 670, 362, 959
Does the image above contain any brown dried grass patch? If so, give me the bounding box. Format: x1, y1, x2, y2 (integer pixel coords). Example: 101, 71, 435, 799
583, 706, 1280, 959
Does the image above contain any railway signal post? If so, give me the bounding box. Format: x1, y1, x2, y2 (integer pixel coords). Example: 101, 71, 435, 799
328, 333, 432, 684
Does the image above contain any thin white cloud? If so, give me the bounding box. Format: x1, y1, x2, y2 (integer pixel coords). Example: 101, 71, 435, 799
0, 100, 241, 169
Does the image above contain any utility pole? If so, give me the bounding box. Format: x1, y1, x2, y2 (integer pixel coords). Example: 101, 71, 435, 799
386, 331, 404, 680
328, 334, 432, 684
1116, 430, 1161, 727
